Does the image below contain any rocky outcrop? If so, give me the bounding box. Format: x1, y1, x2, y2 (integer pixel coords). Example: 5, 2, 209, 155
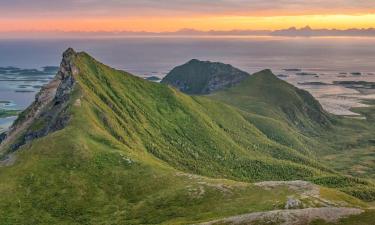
161, 59, 249, 94
0, 48, 78, 152
200, 207, 363, 225
0, 132, 6, 144
285, 197, 302, 209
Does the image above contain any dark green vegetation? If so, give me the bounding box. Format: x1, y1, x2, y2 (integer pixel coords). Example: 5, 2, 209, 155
207, 70, 375, 202
317, 100, 375, 181
0, 50, 374, 224
161, 59, 249, 94
209, 69, 331, 132
145, 76, 161, 81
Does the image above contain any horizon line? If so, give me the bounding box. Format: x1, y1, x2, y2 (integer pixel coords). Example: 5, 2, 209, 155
2, 27, 375, 38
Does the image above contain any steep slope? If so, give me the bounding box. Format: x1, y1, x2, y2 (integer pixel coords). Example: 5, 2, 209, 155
210, 69, 331, 132
0, 49, 373, 224
161, 59, 249, 94
161, 61, 332, 156
162, 60, 331, 133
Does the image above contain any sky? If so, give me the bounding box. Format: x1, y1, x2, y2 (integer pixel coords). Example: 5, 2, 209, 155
1, 0, 375, 32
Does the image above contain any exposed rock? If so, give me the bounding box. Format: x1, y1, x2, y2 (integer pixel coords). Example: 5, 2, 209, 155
0, 48, 78, 153
199, 207, 363, 225
0, 132, 6, 144
255, 181, 320, 199
285, 197, 302, 209
161, 59, 249, 94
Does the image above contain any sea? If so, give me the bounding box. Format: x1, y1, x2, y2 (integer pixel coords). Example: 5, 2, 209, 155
1, 36, 375, 131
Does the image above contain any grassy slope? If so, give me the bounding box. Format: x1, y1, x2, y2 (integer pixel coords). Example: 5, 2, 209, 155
0, 52, 372, 224
208, 70, 375, 202
209, 69, 331, 132
73, 53, 331, 182
317, 100, 375, 180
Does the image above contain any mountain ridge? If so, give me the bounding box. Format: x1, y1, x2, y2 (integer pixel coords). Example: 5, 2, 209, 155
0, 49, 374, 224
162, 60, 331, 131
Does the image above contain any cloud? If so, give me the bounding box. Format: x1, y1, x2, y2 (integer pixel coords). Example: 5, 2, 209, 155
1, 0, 375, 18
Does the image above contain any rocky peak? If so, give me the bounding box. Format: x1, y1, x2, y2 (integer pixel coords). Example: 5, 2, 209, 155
57, 48, 77, 79
0, 48, 79, 153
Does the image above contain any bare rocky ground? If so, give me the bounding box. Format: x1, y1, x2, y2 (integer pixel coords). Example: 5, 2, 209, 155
199, 207, 363, 225
194, 180, 365, 225
254, 180, 347, 208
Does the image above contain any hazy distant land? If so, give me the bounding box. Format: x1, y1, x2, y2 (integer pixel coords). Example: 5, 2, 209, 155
2, 26, 375, 38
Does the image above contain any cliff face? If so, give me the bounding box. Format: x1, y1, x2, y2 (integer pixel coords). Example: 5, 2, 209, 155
161, 59, 249, 94
0, 48, 78, 152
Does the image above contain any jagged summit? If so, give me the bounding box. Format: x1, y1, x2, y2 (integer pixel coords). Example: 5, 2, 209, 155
0, 48, 79, 152
63, 47, 76, 57
161, 59, 250, 94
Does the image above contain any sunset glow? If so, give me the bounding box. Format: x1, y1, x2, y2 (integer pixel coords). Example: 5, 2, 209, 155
1, 14, 375, 32
1, 0, 375, 32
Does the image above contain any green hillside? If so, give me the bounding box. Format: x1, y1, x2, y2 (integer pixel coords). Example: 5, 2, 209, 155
208, 70, 375, 202
161, 59, 249, 94
0, 49, 374, 224
209, 69, 332, 132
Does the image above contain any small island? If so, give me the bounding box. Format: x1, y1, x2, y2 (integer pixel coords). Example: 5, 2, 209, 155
145, 76, 161, 82
296, 72, 318, 76
298, 82, 331, 86
283, 68, 301, 72
0, 109, 20, 118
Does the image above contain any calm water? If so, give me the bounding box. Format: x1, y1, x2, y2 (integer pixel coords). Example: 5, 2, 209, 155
1, 36, 375, 130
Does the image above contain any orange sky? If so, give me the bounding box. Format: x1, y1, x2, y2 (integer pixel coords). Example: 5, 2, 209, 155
1, 14, 375, 32
1, 0, 375, 32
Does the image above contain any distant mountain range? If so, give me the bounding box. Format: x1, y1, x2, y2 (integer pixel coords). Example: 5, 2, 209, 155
2, 26, 375, 37
271, 26, 375, 36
